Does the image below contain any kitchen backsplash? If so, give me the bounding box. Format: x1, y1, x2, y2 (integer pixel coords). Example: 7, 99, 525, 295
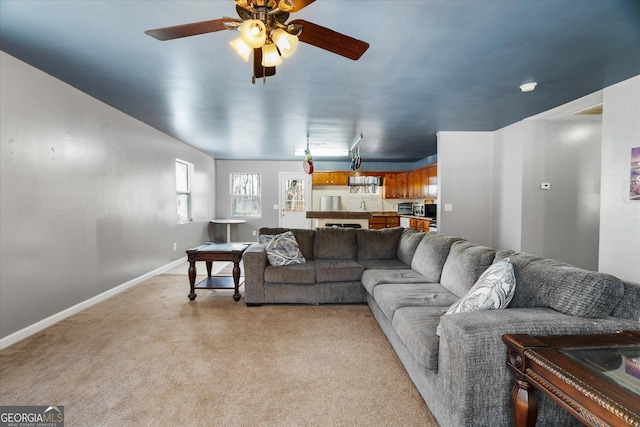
312, 187, 427, 211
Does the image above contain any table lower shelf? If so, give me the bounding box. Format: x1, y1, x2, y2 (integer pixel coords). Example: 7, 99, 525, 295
194, 276, 244, 290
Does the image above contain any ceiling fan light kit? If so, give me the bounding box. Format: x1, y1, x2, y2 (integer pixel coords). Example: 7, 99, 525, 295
239, 19, 267, 48
145, 0, 369, 84
261, 42, 283, 67
229, 37, 252, 61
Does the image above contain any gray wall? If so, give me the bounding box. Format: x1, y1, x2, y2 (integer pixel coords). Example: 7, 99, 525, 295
0, 52, 215, 339
436, 131, 494, 247
214, 160, 302, 242
492, 125, 524, 251
520, 120, 602, 270
599, 76, 640, 283
439, 119, 602, 271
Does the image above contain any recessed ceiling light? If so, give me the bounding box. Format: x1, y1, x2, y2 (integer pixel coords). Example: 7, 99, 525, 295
520, 82, 537, 93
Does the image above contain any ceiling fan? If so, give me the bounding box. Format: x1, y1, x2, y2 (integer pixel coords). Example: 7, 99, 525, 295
145, 0, 370, 83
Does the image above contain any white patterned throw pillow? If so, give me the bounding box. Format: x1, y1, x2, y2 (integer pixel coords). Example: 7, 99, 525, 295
436, 258, 516, 336
258, 231, 306, 267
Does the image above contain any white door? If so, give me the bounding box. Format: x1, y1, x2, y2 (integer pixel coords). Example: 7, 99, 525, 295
279, 172, 312, 229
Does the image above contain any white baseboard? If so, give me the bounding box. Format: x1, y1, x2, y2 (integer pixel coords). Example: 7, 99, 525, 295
0, 256, 187, 350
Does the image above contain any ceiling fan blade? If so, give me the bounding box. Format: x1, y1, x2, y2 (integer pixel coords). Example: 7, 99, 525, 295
289, 0, 316, 13
145, 18, 240, 41
289, 19, 369, 60
253, 48, 276, 79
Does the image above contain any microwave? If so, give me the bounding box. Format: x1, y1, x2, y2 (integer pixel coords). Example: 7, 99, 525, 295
415, 204, 437, 218
397, 202, 413, 215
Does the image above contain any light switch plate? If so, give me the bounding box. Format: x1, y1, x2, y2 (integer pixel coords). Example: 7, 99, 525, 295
444, 204, 453, 211
541, 183, 551, 190
273, 204, 279, 209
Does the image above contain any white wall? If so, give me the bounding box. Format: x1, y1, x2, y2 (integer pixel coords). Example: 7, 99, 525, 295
0, 52, 215, 340
599, 76, 640, 283
436, 131, 494, 246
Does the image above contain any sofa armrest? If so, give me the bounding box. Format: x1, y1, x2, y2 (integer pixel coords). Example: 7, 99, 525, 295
435, 308, 640, 426
243, 243, 267, 304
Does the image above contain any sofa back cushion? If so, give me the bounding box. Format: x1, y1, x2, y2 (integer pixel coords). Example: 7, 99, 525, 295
356, 227, 404, 260
440, 240, 497, 297
314, 227, 358, 260
259, 228, 315, 260
610, 280, 640, 321
495, 250, 625, 318
397, 229, 426, 265
411, 233, 463, 282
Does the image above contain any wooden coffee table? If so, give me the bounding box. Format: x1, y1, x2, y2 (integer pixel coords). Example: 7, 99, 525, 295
185, 243, 250, 302
503, 331, 640, 427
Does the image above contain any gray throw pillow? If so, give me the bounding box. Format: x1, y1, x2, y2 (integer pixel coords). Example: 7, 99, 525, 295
436, 258, 516, 336
258, 231, 306, 267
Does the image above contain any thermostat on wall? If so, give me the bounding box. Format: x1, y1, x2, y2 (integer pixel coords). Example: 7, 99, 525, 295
541, 183, 551, 190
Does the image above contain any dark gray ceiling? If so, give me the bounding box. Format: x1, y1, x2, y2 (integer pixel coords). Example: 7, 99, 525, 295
1, 1, 639, 162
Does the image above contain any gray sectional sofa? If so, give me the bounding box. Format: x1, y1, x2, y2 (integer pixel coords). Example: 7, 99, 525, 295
243, 227, 640, 427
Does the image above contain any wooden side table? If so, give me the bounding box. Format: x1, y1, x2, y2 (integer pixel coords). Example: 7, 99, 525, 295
503, 331, 640, 427
186, 243, 250, 301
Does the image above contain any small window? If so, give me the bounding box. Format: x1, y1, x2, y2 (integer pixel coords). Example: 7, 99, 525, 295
176, 159, 193, 223
230, 173, 261, 218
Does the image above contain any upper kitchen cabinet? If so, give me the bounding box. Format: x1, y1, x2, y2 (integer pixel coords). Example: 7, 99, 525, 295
427, 164, 438, 197
383, 163, 437, 199
382, 173, 398, 198
312, 171, 349, 186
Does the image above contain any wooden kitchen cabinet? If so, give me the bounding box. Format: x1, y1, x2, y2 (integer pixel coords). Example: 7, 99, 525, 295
383, 173, 398, 198
397, 173, 408, 198
427, 164, 438, 197
369, 215, 400, 229
312, 171, 349, 186
407, 172, 416, 198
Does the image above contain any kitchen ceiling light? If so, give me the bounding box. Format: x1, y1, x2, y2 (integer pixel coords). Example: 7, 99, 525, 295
520, 82, 537, 93
294, 148, 350, 157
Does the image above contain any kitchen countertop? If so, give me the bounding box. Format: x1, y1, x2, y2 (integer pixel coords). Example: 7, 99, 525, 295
306, 211, 400, 219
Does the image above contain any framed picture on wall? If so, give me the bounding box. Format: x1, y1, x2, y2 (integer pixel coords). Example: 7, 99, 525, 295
631, 147, 640, 201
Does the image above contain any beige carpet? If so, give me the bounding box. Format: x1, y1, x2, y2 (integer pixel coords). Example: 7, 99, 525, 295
0, 273, 439, 427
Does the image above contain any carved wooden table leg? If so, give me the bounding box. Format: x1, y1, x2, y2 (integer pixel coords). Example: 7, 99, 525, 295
511, 378, 538, 427
206, 261, 212, 277
232, 255, 241, 302
188, 259, 197, 301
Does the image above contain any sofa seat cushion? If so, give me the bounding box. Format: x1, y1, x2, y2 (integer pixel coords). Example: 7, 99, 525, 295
411, 233, 463, 282
361, 269, 429, 295
440, 240, 497, 297
264, 260, 316, 284
315, 259, 365, 283
314, 227, 357, 260
392, 306, 447, 372
356, 227, 404, 260
373, 283, 459, 321
358, 259, 409, 270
